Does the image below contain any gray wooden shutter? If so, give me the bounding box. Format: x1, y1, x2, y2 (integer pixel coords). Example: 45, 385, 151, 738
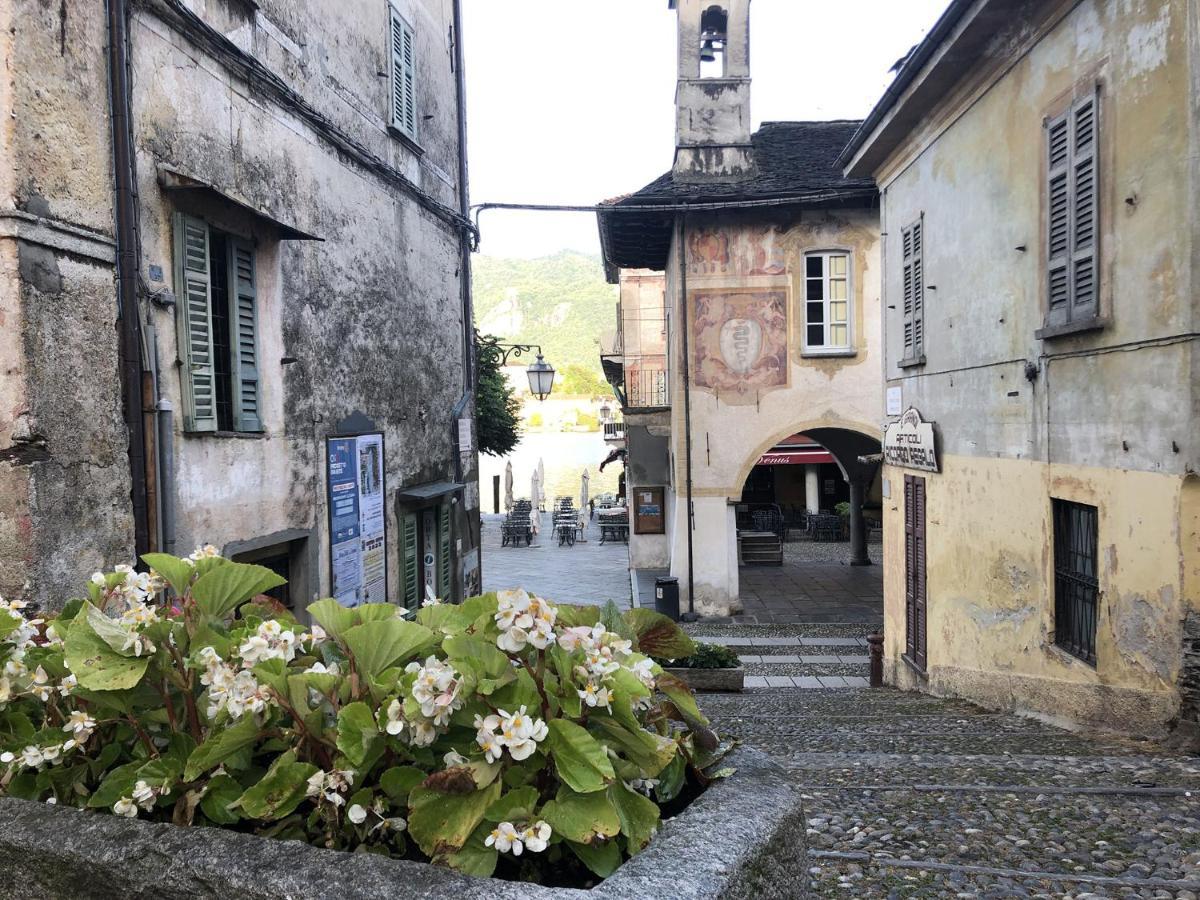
389, 7, 416, 140
901, 217, 923, 361
402, 512, 419, 608
437, 503, 452, 600
173, 214, 217, 433
1045, 112, 1071, 327
1070, 94, 1097, 318
228, 238, 263, 432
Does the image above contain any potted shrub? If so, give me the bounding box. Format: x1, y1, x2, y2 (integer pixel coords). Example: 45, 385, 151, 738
0, 550, 732, 888
655, 642, 744, 693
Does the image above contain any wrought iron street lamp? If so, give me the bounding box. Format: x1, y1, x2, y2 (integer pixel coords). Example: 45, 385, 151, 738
481, 337, 556, 401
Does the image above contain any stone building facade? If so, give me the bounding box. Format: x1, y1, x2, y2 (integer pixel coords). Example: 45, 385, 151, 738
842, 0, 1200, 743
0, 0, 480, 613
598, 0, 883, 617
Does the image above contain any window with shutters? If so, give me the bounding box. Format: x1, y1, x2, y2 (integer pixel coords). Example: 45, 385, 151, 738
173, 213, 263, 434
904, 475, 928, 672
401, 502, 453, 609
899, 216, 925, 366
802, 251, 853, 354
1041, 89, 1101, 336
1052, 499, 1099, 665
388, 5, 417, 142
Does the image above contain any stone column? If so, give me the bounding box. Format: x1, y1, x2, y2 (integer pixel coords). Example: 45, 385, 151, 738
805, 465, 821, 514
848, 478, 870, 566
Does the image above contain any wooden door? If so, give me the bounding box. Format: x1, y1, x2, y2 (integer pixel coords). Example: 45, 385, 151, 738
904, 475, 928, 670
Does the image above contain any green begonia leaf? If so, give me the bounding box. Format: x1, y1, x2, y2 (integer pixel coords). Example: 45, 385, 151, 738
306, 599, 357, 642
484, 785, 539, 823
64, 604, 150, 691
445, 821, 500, 877
654, 753, 686, 803
545, 719, 614, 794
336, 702, 379, 767
83, 602, 139, 657
655, 671, 710, 726
200, 773, 245, 824
541, 788, 621, 844
380, 766, 426, 805
554, 604, 602, 629
234, 752, 319, 820
343, 619, 434, 678
568, 838, 621, 877
192, 563, 286, 620
0, 610, 22, 641
408, 781, 501, 858
589, 717, 676, 777
623, 608, 697, 660
607, 782, 660, 854
86, 761, 143, 808
183, 713, 261, 781
140, 553, 194, 596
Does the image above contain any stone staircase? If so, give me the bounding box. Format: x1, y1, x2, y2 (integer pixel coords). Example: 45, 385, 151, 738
739, 530, 784, 566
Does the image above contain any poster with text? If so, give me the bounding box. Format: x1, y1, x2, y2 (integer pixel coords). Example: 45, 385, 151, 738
326, 433, 388, 607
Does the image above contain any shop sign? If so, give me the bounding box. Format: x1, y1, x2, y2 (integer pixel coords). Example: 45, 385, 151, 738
884, 407, 939, 473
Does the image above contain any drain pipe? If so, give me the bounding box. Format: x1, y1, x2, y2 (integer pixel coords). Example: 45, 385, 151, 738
678, 215, 697, 621
107, 0, 151, 558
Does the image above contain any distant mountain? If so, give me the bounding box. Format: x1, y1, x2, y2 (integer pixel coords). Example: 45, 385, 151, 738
473, 251, 617, 377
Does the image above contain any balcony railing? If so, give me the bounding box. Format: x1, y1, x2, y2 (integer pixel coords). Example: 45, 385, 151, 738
626, 358, 669, 408
603, 421, 625, 442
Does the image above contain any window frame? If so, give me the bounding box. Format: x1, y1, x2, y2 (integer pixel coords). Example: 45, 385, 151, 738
387, 4, 418, 143
1051, 498, 1100, 666
800, 249, 855, 356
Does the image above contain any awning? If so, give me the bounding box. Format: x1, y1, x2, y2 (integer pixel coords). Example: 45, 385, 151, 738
756, 449, 835, 466
397, 480, 464, 502
157, 164, 322, 241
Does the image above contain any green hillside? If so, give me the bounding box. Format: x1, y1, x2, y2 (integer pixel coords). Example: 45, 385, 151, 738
472, 251, 617, 381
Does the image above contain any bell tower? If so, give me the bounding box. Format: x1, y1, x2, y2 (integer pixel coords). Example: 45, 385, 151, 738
670, 0, 754, 182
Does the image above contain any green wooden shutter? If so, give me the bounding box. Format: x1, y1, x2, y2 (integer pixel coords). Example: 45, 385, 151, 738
402, 513, 419, 608
900, 217, 923, 361
1045, 111, 1071, 327
389, 7, 417, 139
437, 503, 452, 600
901, 226, 914, 359
228, 238, 262, 432
173, 214, 217, 432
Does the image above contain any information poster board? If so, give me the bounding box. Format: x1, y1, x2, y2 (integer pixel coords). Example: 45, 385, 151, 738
326, 433, 388, 607
634, 487, 666, 535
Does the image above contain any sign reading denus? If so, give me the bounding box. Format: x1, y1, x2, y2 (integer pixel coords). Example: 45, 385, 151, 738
884, 407, 940, 472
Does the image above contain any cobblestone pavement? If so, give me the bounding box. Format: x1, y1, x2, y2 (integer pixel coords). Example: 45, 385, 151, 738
479, 513, 631, 609
738, 538, 883, 625
688, 623, 1200, 899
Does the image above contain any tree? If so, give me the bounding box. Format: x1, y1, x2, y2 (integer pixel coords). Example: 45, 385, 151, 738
558, 363, 609, 397
475, 331, 522, 457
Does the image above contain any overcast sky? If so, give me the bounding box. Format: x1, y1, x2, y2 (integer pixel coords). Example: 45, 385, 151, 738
461, 0, 950, 259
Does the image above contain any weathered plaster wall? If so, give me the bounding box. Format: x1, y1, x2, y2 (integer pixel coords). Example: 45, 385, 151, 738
665, 209, 882, 615
0, 0, 134, 605
873, 0, 1198, 739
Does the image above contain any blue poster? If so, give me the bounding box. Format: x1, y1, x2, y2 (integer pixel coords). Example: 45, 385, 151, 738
328, 439, 360, 543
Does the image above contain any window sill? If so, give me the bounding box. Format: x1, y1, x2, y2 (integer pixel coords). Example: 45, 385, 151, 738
900, 653, 928, 679
184, 430, 266, 440
387, 126, 425, 157
801, 348, 857, 359
1047, 640, 1097, 669
1035, 315, 1107, 340
897, 355, 926, 369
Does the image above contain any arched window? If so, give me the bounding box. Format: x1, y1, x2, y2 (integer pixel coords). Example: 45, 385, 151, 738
699, 5, 728, 78
803, 251, 853, 352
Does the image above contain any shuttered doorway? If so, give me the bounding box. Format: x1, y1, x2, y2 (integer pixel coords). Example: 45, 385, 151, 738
904, 475, 928, 671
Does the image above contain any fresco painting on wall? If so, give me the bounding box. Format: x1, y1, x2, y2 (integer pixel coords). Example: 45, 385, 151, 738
688, 225, 789, 277
691, 286, 789, 400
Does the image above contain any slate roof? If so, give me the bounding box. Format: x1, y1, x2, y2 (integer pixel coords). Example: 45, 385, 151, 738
598, 120, 877, 277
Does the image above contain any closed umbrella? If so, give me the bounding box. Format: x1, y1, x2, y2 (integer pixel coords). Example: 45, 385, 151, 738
580, 469, 590, 512
504, 461, 514, 512
537, 458, 545, 511
530, 470, 542, 536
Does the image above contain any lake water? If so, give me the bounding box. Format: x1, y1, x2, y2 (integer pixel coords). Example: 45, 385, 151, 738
477, 431, 621, 512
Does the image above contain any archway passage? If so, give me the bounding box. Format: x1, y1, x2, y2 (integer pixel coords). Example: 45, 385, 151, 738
735, 428, 883, 624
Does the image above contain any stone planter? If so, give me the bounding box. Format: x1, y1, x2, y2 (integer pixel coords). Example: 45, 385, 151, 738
0, 747, 805, 900
664, 665, 745, 693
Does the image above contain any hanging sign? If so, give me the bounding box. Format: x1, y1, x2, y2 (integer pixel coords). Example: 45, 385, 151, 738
884, 407, 939, 473
326, 432, 388, 607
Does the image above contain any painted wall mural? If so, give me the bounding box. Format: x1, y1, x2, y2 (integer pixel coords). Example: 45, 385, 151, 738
688, 225, 789, 277
691, 286, 789, 400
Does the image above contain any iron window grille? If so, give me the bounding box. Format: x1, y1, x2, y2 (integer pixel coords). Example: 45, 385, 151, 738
1052, 499, 1099, 665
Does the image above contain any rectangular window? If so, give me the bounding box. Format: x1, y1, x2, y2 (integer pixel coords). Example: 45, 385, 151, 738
900, 216, 924, 364
803, 251, 851, 352
1044, 89, 1099, 330
174, 214, 263, 434
388, 5, 417, 140
1052, 499, 1099, 665
904, 475, 927, 671
401, 501, 453, 609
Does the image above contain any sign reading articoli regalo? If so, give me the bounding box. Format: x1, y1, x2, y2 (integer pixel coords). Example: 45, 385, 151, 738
884, 407, 939, 473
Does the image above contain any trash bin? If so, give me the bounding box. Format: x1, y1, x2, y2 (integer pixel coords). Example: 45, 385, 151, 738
654, 576, 680, 622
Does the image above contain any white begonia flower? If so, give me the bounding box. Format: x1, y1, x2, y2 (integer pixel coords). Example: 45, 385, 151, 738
29, 666, 53, 702
113, 797, 138, 818
630, 657, 657, 689
42, 623, 64, 648
120, 630, 155, 658
189, 544, 220, 561
578, 681, 613, 712
347, 803, 368, 825
131, 780, 156, 810
306, 769, 355, 807
522, 821, 552, 853
57, 674, 76, 697
474, 714, 504, 764
409, 656, 463, 730
497, 706, 548, 762
120, 601, 158, 629
304, 661, 339, 676
421, 584, 442, 607
90, 572, 107, 587
624, 777, 660, 797
494, 591, 558, 654
306, 624, 328, 647
497, 626, 529, 654
238, 619, 300, 668
5, 652, 27, 678
19, 745, 45, 769
0, 751, 13, 764
410, 720, 437, 747
443, 750, 470, 768
384, 699, 406, 736
39, 743, 62, 765
0, 677, 11, 705
485, 821, 524, 855
63, 711, 97, 742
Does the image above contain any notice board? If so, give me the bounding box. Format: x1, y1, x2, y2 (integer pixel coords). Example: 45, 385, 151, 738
634, 487, 666, 535
326, 432, 388, 607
